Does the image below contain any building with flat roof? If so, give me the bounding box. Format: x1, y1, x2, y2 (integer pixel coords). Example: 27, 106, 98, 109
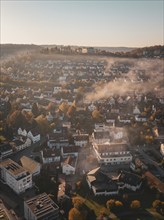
24, 193, 59, 220
0, 158, 32, 194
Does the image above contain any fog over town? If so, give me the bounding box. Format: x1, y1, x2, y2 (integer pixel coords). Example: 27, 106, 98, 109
0, 0, 164, 219
0, 44, 164, 220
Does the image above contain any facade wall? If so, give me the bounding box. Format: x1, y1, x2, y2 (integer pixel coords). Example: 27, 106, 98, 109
1, 167, 32, 194
99, 155, 132, 165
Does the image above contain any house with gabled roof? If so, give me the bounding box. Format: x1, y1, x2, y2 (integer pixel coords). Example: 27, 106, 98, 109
18, 126, 41, 143
73, 134, 89, 147
93, 142, 132, 165
61, 145, 79, 158
41, 148, 61, 164
86, 167, 119, 196
27, 128, 41, 143
62, 156, 77, 175
18, 127, 28, 137
116, 171, 143, 191
47, 132, 69, 149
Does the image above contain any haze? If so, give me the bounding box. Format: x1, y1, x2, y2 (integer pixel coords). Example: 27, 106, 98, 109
1, 0, 163, 47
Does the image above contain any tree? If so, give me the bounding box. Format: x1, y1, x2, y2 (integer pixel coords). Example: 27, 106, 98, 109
6, 100, 12, 116
7, 110, 28, 129
72, 197, 84, 208
97, 207, 110, 220
92, 109, 104, 123
68, 207, 84, 220
59, 102, 69, 114
115, 201, 123, 207
130, 200, 141, 210
35, 114, 50, 134
152, 200, 164, 215
106, 199, 115, 210
46, 102, 55, 112
32, 102, 39, 117
68, 197, 84, 220
114, 200, 123, 212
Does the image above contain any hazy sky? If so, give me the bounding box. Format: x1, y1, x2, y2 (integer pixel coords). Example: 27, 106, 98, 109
1, 0, 163, 47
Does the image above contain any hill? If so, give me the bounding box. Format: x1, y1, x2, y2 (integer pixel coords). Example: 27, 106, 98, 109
0, 44, 41, 60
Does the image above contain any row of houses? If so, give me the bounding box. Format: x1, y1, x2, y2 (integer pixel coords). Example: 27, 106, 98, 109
0, 125, 40, 160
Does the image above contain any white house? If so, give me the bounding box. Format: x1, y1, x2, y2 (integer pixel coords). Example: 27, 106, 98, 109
11, 137, 31, 151
135, 115, 147, 122
47, 133, 69, 149
41, 148, 61, 164
27, 129, 40, 143
61, 146, 78, 158
73, 134, 89, 147
93, 142, 132, 165
133, 106, 141, 115
0, 159, 32, 194
62, 156, 77, 175
18, 127, 40, 143
118, 115, 131, 124
18, 127, 28, 137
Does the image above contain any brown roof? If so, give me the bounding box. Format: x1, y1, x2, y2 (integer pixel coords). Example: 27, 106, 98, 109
144, 171, 164, 194
62, 146, 79, 154
63, 156, 77, 167
43, 148, 60, 158
20, 156, 40, 174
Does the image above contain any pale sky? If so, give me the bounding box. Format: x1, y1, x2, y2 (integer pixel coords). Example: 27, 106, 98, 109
1, 0, 163, 47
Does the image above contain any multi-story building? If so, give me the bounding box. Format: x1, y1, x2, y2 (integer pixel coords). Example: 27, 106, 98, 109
73, 134, 89, 147
0, 158, 32, 194
92, 129, 110, 144
41, 148, 61, 164
24, 193, 59, 220
62, 156, 78, 175
93, 142, 132, 165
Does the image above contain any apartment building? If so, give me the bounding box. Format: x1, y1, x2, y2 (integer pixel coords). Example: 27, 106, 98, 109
93, 142, 132, 165
0, 158, 32, 194
24, 193, 59, 220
